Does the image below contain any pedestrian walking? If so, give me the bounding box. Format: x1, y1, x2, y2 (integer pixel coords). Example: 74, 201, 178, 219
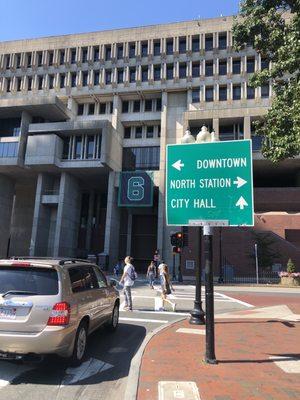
147, 261, 156, 289
119, 256, 137, 311
113, 259, 122, 277
153, 249, 161, 278
160, 264, 176, 312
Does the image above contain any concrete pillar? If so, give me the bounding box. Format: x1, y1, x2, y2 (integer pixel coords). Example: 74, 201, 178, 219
9, 182, 36, 256
85, 190, 95, 252
104, 171, 120, 269
244, 116, 251, 139
54, 172, 81, 257
18, 111, 32, 164
0, 175, 14, 257
30, 173, 54, 256
213, 118, 219, 139
126, 213, 133, 255
157, 92, 168, 257
67, 97, 78, 117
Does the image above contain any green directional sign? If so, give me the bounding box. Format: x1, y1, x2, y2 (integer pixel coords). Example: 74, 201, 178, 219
166, 140, 254, 226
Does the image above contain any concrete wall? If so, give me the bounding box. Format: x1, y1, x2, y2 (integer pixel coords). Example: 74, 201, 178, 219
54, 172, 81, 257
0, 175, 14, 257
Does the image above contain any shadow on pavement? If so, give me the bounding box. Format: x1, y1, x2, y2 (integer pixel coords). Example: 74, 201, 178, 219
9, 323, 146, 386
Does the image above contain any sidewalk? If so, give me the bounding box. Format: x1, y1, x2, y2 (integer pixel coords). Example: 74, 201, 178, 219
136, 298, 300, 400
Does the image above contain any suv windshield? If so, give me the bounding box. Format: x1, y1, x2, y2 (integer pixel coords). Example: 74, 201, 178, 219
0, 267, 58, 296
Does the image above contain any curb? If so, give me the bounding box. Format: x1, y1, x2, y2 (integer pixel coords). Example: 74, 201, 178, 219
124, 317, 187, 400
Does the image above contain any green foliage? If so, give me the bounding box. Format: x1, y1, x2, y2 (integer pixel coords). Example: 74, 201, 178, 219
287, 258, 296, 273
232, 1, 300, 162
250, 232, 280, 271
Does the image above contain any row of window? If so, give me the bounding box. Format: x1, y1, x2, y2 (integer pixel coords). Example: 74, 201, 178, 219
2, 57, 269, 94
77, 102, 113, 116
1, 32, 232, 70
191, 84, 270, 103
122, 98, 161, 113
124, 125, 161, 139
122, 146, 160, 171
62, 134, 102, 160
0, 141, 18, 158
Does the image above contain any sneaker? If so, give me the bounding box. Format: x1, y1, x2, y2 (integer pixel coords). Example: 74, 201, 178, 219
123, 306, 130, 311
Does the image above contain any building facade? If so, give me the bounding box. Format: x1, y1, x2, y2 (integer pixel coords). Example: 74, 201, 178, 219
0, 16, 299, 276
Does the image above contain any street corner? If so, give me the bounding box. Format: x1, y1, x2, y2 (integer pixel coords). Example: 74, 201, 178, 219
137, 312, 300, 400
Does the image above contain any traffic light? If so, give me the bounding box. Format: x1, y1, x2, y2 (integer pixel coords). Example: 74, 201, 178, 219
171, 233, 177, 246
172, 246, 181, 254
176, 232, 183, 248
170, 231, 184, 248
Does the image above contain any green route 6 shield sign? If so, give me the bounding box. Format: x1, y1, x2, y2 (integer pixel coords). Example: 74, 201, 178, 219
166, 140, 254, 226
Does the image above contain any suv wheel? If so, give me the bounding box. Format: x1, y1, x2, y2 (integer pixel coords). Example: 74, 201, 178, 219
106, 303, 119, 332
71, 321, 88, 366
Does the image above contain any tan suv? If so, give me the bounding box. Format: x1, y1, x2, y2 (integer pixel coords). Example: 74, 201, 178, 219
0, 258, 119, 365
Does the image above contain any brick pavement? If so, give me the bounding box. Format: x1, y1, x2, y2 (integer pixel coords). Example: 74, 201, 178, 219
137, 294, 300, 400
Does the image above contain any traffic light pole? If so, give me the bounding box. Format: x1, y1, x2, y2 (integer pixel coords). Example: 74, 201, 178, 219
190, 227, 205, 325
177, 251, 183, 282
203, 225, 217, 364
172, 252, 176, 280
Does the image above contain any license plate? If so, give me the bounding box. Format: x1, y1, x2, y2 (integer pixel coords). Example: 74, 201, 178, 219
0, 307, 17, 320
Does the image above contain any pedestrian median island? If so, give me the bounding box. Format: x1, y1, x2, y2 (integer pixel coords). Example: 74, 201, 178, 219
135, 300, 300, 400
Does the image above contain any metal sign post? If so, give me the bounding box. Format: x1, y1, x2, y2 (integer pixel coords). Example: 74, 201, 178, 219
203, 225, 217, 364
166, 133, 254, 365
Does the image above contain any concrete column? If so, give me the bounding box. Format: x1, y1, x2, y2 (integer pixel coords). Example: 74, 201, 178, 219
85, 190, 95, 252
213, 118, 219, 139
18, 111, 32, 164
0, 175, 14, 257
9, 182, 36, 256
244, 116, 251, 139
30, 173, 53, 256
54, 172, 81, 257
126, 213, 133, 255
104, 171, 120, 269
157, 92, 168, 257
67, 97, 78, 117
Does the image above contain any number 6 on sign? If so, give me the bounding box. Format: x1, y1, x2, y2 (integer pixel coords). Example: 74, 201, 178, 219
127, 177, 145, 201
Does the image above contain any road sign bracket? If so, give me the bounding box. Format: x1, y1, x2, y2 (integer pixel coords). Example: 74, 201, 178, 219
188, 220, 229, 227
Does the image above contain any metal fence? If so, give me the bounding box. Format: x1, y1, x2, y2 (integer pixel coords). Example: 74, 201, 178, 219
220, 270, 280, 284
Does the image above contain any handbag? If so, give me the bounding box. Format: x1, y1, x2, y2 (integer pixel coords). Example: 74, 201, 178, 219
165, 281, 171, 295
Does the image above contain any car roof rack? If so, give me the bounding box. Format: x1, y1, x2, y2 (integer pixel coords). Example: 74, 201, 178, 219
9, 257, 91, 266
58, 259, 91, 266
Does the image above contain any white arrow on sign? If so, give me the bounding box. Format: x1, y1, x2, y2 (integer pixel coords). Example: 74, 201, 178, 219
172, 160, 185, 171
233, 176, 247, 188
236, 196, 248, 210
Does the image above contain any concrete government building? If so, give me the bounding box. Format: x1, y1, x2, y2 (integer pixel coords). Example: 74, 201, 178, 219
0, 16, 299, 277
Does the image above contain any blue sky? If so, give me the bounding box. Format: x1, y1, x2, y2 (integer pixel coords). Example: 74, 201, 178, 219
0, 0, 240, 42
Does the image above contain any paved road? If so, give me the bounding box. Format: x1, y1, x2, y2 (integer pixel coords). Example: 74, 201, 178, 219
0, 280, 264, 400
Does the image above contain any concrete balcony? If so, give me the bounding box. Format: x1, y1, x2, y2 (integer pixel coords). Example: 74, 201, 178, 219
25, 119, 122, 172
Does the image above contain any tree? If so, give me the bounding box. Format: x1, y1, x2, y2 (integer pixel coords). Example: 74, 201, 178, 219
232, 1, 300, 162
286, 258, 296, 273
250, 232, 280, 271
